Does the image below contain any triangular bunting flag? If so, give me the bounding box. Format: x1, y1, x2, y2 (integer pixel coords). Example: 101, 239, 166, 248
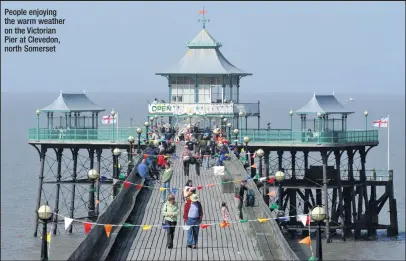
269, 203, 278, 210
142, 225, 152, 231
207, 184, 215, 187
84, 222, 92, 235
197, 185, 204, 190
137, 184, 143, 190
239, 219, 249, 223
123, 181, 131, 189
299, 236, 311, 245
259, 177, 267, 182
113, 179, 119, 185
100, 175, 108, 181
251, 164, 257, 168
123, 223, 133, 228
46, 232, 51, 243
257, 218, 269, 223
253, 174, 260, 180
220, 221, 229, 228
267, 190, 277, 197
172, 188, 178, 194
200, 224, 210, 229
182, 225, 191, 230
104, 224, 113, 237
279, 216, 290, 221
298, 215, 310, 226
64, 217, 74, 230
119, 173, 126, 180
308, 256, 316, 261
95, 199, 100, 205
159, 187, 167, 191
268, 176, 275, 184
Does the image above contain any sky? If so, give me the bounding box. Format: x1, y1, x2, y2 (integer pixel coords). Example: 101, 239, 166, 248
1, 1, 405, 94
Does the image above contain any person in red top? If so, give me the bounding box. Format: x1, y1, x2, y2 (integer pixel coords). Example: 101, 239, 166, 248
183, 194, 203, 249
157, 154, 166, 168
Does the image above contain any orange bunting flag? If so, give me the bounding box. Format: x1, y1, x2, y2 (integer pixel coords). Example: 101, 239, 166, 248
95, 199, 100, 205
137, 184, 143, 190
257, 218, 269, 223
84, 222, 92, 235
200, 224, 210, 229
220, 221, 229, 228
143, 154, 148, 159
197, 185, 204, 190
251, 164, 257, 168
123, 181, 131, 189
207, 184, 215, 187
268, 190, 277, 197
104, 224, 113, 237
299, 236, 311, 245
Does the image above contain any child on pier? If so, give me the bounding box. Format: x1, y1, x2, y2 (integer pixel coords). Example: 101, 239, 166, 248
221, 202, 230, 222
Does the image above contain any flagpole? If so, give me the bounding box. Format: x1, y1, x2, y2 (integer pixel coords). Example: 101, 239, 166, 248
387, 114, 390, 171
116, 112, 119, 141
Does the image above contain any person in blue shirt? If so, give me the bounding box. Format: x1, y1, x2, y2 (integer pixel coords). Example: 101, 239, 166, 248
138, 159, 150, 185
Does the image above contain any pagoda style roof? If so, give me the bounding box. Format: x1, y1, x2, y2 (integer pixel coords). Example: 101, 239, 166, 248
156, 28, 252, 76
40, 93, 105, 113
295, 94, 354, 115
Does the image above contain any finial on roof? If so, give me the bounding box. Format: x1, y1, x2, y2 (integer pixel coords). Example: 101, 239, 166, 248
60, 89, 62, 94
313, 90, 316, 96
198, 6, 210, 29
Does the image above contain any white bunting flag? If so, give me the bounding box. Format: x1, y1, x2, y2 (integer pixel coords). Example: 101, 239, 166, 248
259, 177, 267, 182
113, 178, 119, 185
64, 217, 74, 230
213, 166, 225, 176
182, 225, 191, 231
297, 214, 310, 226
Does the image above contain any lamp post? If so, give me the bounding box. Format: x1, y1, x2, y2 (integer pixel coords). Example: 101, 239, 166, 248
223, 117, 228, 133
239, 111, 246, 136
290, 109, 294, 141
275, 170, 285, 210
111, 109, 116, 142
144, 121, 150, 143
364, 110, 368, 131
136, 128, 142, 153
317, 112, 322, 145
36, 109, 41, 141
128, 136, 135, 175
112, 148, 121, 197
154, 115, 158, 127
243, 136, 250, 164
311, 206, 327, 261
149, 116, 154, 129
87, 169, 99, 219
256, 149, 266, 200
38, 204, 53, 261
227, 122, 232, 140
233, 129, 239, 147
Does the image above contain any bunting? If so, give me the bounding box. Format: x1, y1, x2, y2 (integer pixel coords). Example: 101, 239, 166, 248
104, 224, 113, 237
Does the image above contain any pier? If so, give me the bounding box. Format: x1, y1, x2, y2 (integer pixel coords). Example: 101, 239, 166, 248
28, 11, 398, 261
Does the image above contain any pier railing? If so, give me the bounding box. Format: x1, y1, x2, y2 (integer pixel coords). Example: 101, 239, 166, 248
236, 129, 378, 145
28, 127, 148, 143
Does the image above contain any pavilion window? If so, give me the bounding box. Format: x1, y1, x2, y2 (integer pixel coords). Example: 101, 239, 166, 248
171, 76, 195, 103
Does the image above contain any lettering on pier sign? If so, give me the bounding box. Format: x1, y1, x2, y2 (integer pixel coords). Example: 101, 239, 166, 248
148, 103, 234, 115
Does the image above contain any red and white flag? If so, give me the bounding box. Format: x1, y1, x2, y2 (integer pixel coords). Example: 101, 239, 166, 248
102, 115, 116, 124
372, 117, 388, 128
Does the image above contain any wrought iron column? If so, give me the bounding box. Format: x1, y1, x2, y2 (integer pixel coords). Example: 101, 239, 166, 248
321, 149, 330, 242
33, 146, 47, 237
68, 148, 79, 233
52, 148, 63, 235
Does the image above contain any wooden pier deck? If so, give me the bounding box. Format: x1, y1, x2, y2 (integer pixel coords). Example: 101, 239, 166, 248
106, 145, 276, 261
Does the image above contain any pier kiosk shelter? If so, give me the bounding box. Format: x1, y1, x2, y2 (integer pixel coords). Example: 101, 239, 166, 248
152, 23, 260, 130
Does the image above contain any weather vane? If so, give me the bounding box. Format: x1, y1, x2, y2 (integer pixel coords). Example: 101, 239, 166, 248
198, 6, 210, 29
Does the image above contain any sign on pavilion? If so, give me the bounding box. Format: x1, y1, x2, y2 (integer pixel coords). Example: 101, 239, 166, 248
148, 103, 234, 116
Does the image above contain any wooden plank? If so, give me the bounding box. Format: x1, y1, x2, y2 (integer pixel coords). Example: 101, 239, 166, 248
119, 145, 265, 260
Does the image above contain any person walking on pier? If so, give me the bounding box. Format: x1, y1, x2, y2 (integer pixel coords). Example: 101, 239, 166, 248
138, 159, 151, 186
182, 146, 191, 176
237, 180, 248, 219
162, 193, 179, 249
183, 180, 193, 202
184, 194, 203, 249
161, 162, 174, 203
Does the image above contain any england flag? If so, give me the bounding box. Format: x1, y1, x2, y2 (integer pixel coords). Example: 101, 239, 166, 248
372, 117, 388, 128
102, 115, 116, 124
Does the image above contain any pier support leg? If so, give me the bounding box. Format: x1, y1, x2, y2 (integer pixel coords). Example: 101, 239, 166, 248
347, 149, 357, 238
95, 149, 102, 216
34, 146, 47, 237
321, 150, 331, 243
368, 169, 377, 237
52, 148, 63, 235
112, 150, 119, 198
68, 148, 79, 233
302, 150, 310, 237
387, 170, 398, 236
277, 150, 284, 211
289, 150, 297, 238
334, 150, 345, 240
